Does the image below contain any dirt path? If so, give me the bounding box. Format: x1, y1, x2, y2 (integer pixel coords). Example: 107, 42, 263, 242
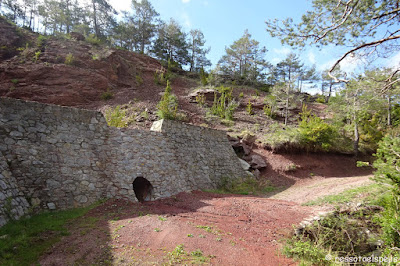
39, 192, 318, 266
270, 175, 373, 204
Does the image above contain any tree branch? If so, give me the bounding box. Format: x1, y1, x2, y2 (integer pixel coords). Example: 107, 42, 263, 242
329, 34, 400, 82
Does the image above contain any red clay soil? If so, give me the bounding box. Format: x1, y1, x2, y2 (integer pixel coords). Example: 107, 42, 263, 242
39, 191, 317, 266
253, 148, 373, 188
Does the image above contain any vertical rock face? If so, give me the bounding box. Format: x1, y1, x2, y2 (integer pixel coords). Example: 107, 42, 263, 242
0, 97, 248, 226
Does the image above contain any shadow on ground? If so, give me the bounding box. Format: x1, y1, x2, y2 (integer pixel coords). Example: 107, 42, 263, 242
39, 191, 314, 266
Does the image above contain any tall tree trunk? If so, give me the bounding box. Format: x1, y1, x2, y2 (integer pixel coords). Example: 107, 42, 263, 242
92, 0, 99, 37
326, 83, 333, 103
388, 96, 392, 126
190, 38, 195, 72
284, 83, 290, 125
353, 119, 359, 157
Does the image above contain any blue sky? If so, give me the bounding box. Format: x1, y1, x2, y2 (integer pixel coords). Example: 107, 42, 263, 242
110, 0, 399, 86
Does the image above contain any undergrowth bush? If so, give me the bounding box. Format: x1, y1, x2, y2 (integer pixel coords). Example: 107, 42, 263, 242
156, 81, 178, 120
210, 86, 238, 120
298, 106, 338, 152
373, 128, 400, 250
85, 34, 101, 45
100, 88, 113, 100
64, 53, 74, 65
104, 105, 132, 127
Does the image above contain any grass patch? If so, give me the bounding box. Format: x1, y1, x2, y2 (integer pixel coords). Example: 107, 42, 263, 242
206, 176, 275, 196
304, 183, 385, 206
0, 202, 101, 265
164, 244, 211, 265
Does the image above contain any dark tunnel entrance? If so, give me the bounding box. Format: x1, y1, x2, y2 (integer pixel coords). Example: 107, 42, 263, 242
132, 176, 154, 203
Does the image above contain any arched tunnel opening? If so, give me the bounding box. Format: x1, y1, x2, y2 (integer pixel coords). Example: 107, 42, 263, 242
132, 176, 154, 203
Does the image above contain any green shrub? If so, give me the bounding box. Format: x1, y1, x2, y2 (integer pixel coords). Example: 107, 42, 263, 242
196, 94, 206, 107
263, 104, 276, 118
154, 70, 172, 85
210, 86, 238, 121
373, 129, 400, 191
200, 67, 208, 86
246, 100, 254, 115
373, 129, 400, 248
101, 89, 113, 100
104, 106, 129, 127
85, 34, 101, 45
263, 123, 302, 152
283, 239, 329, 265
33, 51, 41, 62
36, 35, 48, 49
298, 106, 337, 152
64, 53, 74, 65
316, 95, 326, 103
239, 92, 244, 98
156, 81, 178, 120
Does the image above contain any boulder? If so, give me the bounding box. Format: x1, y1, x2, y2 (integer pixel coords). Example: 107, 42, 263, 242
188, 89, 220, 103
239, 159, 251, 171
69, 32, 85, 41
249, 154, 267, 169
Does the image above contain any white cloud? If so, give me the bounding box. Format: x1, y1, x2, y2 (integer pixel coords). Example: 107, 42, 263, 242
182, 0, 191, 3
109, 0, 131, 13
272, 47, 291, 56
307, 51, 316, 64
386, 51, 400, 69
270, 57, 281, 65
181, 12, 192, 28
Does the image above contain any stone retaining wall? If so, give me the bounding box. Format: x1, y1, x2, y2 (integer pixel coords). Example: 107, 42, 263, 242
0, 97, 247, 226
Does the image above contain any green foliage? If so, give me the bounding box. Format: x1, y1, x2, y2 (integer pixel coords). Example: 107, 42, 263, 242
263, 105, 276, 119
283, 239, 329, 265
246, 100, 254, 115
263, 123, 302, 152
372, 129, 400, 248
104, 106, 131, 127
33, 51, 41, 62
210, 86, 238, 121
64, 53, 74, 65
298, 106, 337, 152
393, 104, 400, 127
374, 192, 400, 247
85, 34, 102, 45
373, 129, 400, 191
101, 89, 113, 101
156, 81, 178, 120
315, 95, 326, 104
356, 161, 370, 167
10, 79, 19, 85
195, 93, 206, 107
36, 35, 48, 49
199, 67, 208, 85
0, 203, 99, 266
239, 92, 244, 98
